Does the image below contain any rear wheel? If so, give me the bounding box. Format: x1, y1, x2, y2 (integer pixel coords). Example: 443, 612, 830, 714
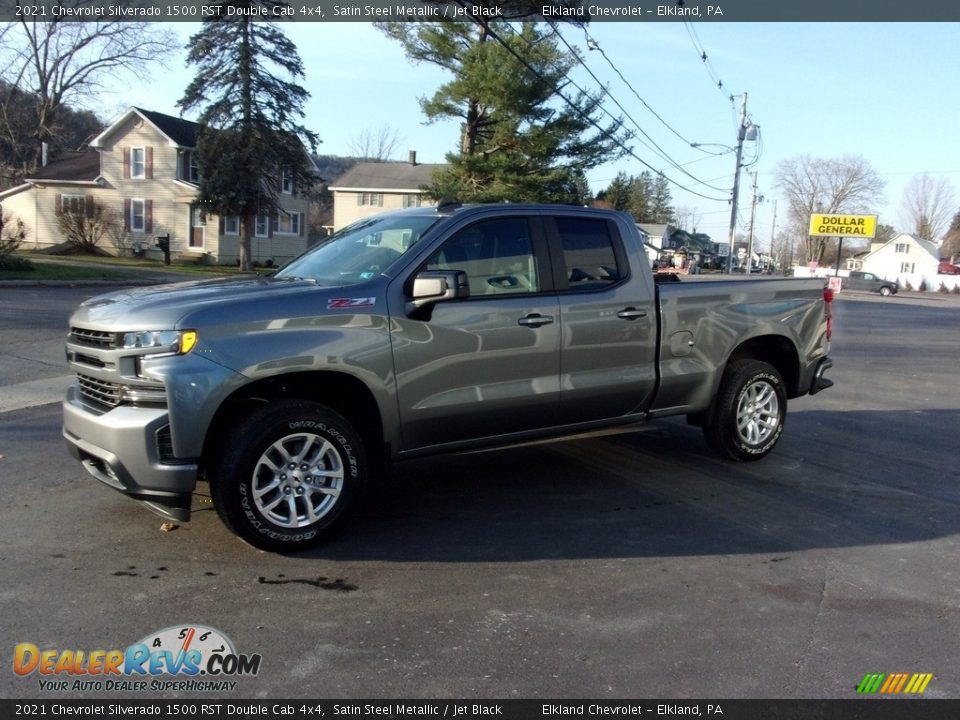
208, 400, 366, 552
703, 359, 787, 461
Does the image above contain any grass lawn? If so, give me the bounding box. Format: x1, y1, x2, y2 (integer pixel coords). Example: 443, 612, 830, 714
0, 263, 135, 282
1, 251, 262, 282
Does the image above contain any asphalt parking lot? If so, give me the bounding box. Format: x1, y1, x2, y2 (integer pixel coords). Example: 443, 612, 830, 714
1, 285, 959, 701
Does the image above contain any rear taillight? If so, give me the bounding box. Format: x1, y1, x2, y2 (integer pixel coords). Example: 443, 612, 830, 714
823, 286, 834, 340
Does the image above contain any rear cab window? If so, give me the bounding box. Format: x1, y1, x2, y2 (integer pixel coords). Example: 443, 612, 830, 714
548, 216, 628, 291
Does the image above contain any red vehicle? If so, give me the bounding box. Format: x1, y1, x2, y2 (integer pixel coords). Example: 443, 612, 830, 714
938, 260, 960, 275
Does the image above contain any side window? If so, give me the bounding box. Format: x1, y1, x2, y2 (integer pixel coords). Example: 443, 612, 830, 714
555, 217, 623, 290
425, 218, 539, 296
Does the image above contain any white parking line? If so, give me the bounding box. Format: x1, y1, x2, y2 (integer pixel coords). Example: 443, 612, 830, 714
0, 375, 74, 414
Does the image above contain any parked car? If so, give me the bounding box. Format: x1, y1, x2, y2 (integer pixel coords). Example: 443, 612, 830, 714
938, 260, 960, 275
843, 271, 898, 296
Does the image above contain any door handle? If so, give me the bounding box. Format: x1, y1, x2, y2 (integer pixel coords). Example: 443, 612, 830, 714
617, 307, 648, 320
518, 313, 554, 328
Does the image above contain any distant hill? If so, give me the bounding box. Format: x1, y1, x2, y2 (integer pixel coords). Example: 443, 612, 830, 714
0, 80, 104, 190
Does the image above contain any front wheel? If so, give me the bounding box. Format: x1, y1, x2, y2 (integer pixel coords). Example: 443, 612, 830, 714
879, 286, 893, 297
702, 359, 787, 461
208, 400, 366, 552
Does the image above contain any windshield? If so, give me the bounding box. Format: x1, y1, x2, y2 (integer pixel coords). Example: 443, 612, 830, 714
276, 213, 440, 285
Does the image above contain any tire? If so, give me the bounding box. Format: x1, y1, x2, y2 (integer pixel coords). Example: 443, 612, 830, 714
879, 286, 893, 297
702, 359, 787, 462
208, 400, 366, 552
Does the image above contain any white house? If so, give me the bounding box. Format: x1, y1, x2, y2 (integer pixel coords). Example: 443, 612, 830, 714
862, 233, 941, 289
328, 152, 445, 231
0, 107, 314, 265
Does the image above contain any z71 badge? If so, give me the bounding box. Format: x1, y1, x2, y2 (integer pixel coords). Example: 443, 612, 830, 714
327, 297, 376, 309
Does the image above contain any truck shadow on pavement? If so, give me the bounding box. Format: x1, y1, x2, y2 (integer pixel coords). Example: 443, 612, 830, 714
301, 407, 960, 562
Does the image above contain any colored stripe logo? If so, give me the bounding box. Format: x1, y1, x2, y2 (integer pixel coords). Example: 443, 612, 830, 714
857, 672, 933, 694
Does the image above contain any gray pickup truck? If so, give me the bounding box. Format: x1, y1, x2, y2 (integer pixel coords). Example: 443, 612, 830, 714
63, 204, 834, 551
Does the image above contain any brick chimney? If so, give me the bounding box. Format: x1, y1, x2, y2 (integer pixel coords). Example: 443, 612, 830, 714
408, 150, 417, 166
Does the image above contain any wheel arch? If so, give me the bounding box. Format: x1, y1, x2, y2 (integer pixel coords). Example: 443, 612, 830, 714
725, 334, 801, 398
202, 371, 387, 476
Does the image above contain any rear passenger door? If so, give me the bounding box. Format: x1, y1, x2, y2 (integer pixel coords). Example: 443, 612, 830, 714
548, 215, 658, 423
390, 216, 562, 451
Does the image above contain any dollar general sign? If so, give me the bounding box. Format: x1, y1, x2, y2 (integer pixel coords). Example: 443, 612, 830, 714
809, 213, 878, 238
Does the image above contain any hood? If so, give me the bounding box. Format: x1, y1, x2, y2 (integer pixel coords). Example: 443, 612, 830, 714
69, 276, 321, 330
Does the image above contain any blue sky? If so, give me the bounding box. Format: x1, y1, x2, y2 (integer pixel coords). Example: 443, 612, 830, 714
95, 21, 960, 247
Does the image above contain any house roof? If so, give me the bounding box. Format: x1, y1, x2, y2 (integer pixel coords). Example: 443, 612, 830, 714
27, 150, 100, 182
863, 233, 939, 261
90, 107, 200, 149
134, 108, 200, 148
637, 223, 671, 238
329, 161, 445, 192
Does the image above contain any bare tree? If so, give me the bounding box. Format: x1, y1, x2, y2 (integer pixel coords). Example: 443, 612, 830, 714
348, 125, 404, 162
0, 16, 176, 170
898, 173, 956, 243
674, 205, 702, 232
55, 198, 121, 254
774, 155, 885, 264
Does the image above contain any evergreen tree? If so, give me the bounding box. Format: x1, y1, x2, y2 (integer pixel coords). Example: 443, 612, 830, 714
379, 17, 627, 203
942, 210, 960, 261
178, 3, 318, 270
628, 172, 653, 222
649, 174, 675, 224
603, 172, 632, 212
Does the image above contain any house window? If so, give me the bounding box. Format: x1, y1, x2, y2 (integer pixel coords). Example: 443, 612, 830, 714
403, 194, 422, 208
131, 148, 146, 179
276, 211, 301, 235
130, 199, 145, 232
189, 154, 201, 183
900, 262, 915, 273
358, 192, 383, 207
895, 243, 909, 254
60, 194, 86, 214
224, 216, 240, 235
281, 169, 294, 195
255, 213, 269, 238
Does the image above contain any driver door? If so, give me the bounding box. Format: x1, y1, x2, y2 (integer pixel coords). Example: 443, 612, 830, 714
389, 216, 562, 451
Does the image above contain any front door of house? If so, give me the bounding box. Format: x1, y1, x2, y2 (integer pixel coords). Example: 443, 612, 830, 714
190, 207, 204, 249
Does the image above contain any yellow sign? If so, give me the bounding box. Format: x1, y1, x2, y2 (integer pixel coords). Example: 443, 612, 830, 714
809, 213, 877, 238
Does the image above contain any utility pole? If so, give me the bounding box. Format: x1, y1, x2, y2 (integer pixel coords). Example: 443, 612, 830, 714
769, 199, 778, 270
726, 92, 748, 273
746, 171, 760, 273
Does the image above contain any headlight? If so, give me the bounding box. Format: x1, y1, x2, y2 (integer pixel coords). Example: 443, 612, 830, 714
122, 329, 198, 356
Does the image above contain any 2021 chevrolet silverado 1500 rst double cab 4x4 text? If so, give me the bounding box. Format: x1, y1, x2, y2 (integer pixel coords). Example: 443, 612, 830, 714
63, 204, 834, 552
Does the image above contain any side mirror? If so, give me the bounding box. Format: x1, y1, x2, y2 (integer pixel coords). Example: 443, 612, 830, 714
406, 270, 469, 313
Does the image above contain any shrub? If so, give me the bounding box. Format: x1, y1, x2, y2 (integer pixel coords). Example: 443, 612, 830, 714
55, 199, 121, 254
918, 279, 928, 292
953, 285, 960, 295
1, 210, 27, 260
0, 254, 34, 271
940, 282, 950, 293
902, 279, 914, 291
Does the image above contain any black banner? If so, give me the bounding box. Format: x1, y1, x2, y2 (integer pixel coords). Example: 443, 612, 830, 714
2, 700, 960, 720
0, 0, 959, 23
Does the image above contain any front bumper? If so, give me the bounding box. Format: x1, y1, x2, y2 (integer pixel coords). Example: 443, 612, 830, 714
63, 384, 198, 522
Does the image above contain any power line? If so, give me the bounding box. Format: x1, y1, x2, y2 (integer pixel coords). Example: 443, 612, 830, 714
683, 21, 730, 100
470, 17, 727, 202
546, 25, 729, 193
581, 27, 708, 154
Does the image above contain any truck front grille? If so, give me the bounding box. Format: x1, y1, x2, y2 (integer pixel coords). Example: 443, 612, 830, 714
77, 373, 122, 408
70, 327, 117, 349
